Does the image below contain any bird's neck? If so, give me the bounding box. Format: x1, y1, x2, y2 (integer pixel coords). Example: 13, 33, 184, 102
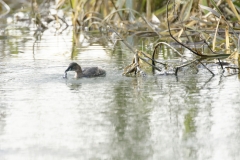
75, 71, 83, 78
75, 65, 83, 78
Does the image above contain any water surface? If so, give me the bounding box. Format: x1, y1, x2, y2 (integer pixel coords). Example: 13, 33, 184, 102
0, 23, 240, 160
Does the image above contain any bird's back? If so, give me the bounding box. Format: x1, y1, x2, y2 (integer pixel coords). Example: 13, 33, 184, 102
82, 67, 106, 77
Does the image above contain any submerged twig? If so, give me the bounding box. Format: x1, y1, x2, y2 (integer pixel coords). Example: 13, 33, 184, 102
152, 42, 183, 67
175, 58, 200, 75
138, 52, 162, 72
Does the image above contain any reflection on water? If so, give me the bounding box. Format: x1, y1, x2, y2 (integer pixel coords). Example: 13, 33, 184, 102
108, 78, 153, 160
0, 23, 240, 160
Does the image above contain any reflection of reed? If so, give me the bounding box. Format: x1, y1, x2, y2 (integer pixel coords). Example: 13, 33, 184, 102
108, 79, 153, 159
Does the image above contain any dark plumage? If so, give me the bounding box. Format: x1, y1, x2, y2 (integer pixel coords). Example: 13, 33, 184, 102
65, 62, 106, 78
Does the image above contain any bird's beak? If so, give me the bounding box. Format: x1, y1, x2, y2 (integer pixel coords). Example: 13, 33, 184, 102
65, 66, 71, 73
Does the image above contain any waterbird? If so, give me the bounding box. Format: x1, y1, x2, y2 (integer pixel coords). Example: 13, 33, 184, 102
64, 62, 106, 78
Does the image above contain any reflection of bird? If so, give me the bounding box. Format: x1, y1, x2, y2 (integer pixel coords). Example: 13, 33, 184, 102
65, 62, 106, 78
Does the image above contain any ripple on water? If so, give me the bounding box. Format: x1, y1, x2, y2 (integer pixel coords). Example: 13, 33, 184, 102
0, 28, 240, 159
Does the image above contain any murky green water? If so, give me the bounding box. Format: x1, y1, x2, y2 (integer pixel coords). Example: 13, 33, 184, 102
1, 22, 240, 160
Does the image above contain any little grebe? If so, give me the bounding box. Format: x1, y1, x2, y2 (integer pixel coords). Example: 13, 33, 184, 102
65, 62, 106, 78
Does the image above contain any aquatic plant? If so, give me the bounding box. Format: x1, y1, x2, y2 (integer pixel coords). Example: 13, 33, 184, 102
2, 0, 240, 76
